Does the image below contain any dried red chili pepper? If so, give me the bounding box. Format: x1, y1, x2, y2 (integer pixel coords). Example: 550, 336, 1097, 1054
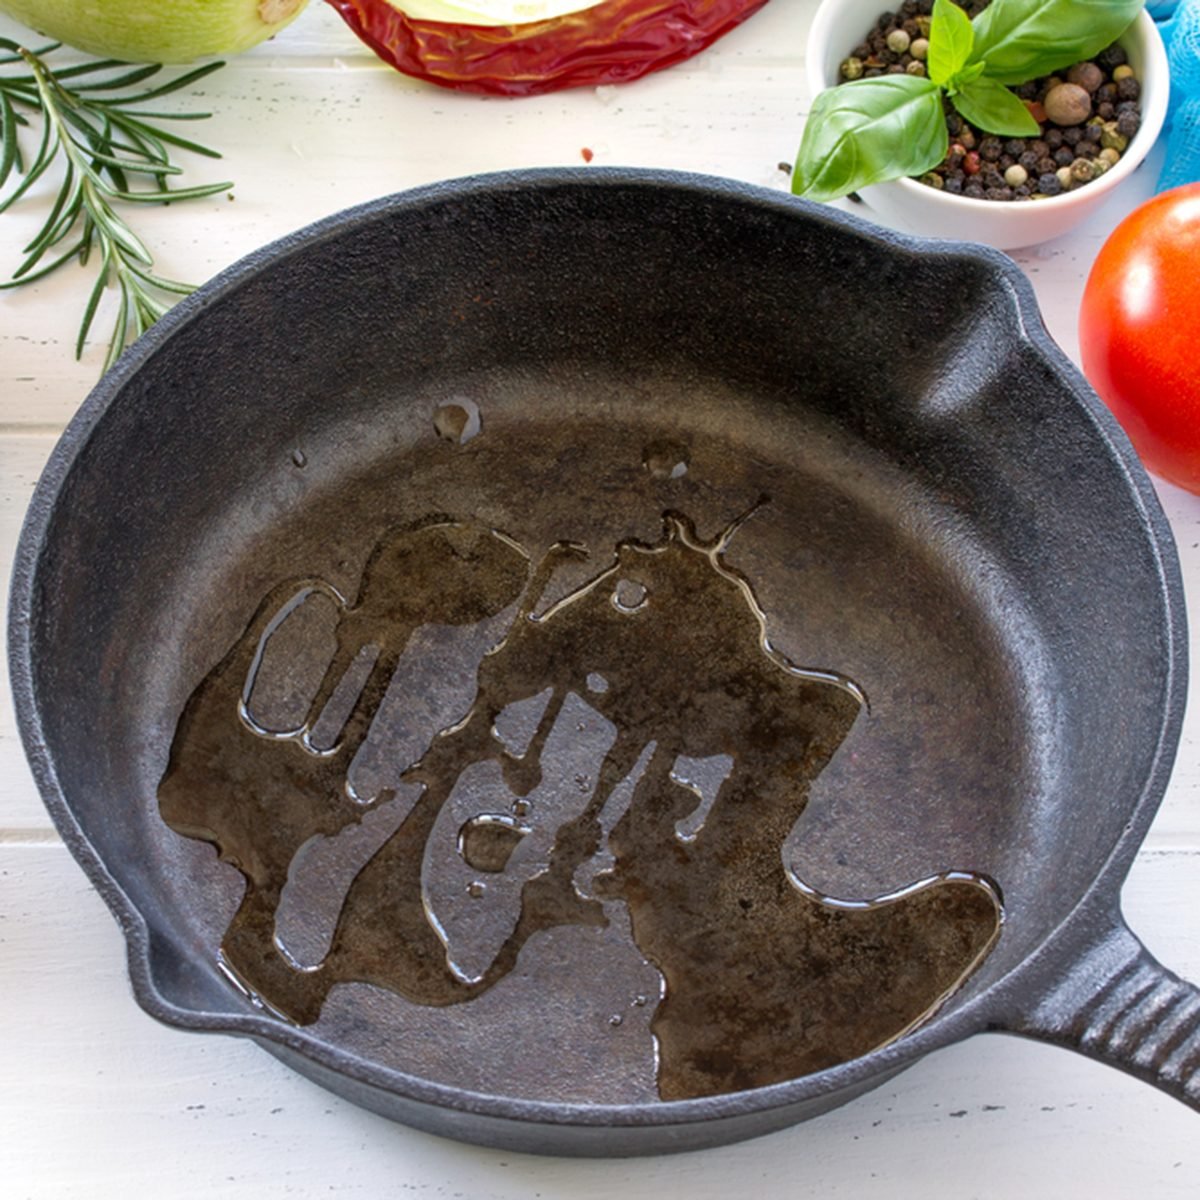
324, 0, 771, 96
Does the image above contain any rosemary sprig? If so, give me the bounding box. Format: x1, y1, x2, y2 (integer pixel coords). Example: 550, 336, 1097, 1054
0, 39, 232, 373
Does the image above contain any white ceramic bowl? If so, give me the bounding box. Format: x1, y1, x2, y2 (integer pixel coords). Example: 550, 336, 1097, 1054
805, 1, 1169, 248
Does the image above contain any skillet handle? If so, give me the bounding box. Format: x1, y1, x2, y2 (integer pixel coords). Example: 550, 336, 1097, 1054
1008, 917, 1200, 1109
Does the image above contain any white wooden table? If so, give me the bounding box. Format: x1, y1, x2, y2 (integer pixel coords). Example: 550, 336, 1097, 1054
1, 2, 1198, 1195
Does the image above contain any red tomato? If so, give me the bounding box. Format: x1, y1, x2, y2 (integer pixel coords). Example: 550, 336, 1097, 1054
1079, 183, 1200, 493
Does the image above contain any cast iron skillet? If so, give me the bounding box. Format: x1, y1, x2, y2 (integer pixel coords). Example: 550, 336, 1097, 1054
9, 170, 1200, 1155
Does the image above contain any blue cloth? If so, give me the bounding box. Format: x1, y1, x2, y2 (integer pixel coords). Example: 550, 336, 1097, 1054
1150, 0, 1200, 189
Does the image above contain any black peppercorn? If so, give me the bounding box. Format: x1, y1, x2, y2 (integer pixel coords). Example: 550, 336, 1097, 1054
1054, 146, 1075, 167
1083, 123, 1103, 143
1097, 44, 1127, 70
1044, 128, 1064, 149
964, 180, 985, 198
980, 136, 1003, 161
1019, 150, 1040, 172
1063, 126, 1083, 146
1117, 109, 1141, 138
944, 175, 964, 194
1038, 172, 1063, 196
1116, 76, 1141, 102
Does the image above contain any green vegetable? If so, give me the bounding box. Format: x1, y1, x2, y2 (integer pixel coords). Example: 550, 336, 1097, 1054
970, 0, 1143, 85
950, 75, 1040, 136
0, 0, 307, 64
793, 0, 1146, 204
926, 0, 974, 87
793, 75, 947, 203
0, 41, 232, 372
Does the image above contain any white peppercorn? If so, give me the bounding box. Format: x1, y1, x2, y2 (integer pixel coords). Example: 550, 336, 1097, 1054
1101, 121, 1129, 151
1070, 158, 1095, 183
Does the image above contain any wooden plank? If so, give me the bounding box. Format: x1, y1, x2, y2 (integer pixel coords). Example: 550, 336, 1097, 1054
3, 2, 1198, 1193
0, 0, 799, 424
0, 0, 1160, 426
0, 842, 1196, 1197
0, 434, 56, 830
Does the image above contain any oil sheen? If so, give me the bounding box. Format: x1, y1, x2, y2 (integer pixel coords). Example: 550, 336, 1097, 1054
158, 510, 1002, 1100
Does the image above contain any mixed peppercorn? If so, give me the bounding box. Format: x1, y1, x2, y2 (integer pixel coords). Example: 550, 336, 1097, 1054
839, 0, 1144, 201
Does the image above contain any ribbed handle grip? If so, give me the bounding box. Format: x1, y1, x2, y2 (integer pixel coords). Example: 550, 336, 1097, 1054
1012, 919, 1200, 1108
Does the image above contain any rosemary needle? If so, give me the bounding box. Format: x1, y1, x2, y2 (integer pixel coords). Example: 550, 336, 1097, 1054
0, 39, 232, 374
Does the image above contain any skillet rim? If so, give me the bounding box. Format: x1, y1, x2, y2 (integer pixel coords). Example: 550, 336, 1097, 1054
6, 167, 1188, 1133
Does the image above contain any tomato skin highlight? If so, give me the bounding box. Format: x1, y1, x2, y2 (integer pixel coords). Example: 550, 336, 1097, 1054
1079, 183, 1200, 493
325, 0, 769, 95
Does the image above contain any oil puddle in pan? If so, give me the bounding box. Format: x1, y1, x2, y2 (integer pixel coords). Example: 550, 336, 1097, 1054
158, 505, 1002, 1100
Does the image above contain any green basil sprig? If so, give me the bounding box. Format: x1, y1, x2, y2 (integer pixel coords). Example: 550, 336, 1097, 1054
792, 0, 1144, 203
971, 0, 1145, 84
793, 75, 948, 203
951, 76, 1040, 136
926, 0, 974, 86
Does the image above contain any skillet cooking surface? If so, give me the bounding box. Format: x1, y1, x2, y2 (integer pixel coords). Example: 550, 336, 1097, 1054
19, 172, 1177, 1119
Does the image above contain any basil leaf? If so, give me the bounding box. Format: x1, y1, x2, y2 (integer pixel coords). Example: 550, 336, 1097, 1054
792, 76, 948, 202
951, 76, 1041, 136
953, 61, 987, 87
927, 0, 975, 87
969, 0, 1143, 85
